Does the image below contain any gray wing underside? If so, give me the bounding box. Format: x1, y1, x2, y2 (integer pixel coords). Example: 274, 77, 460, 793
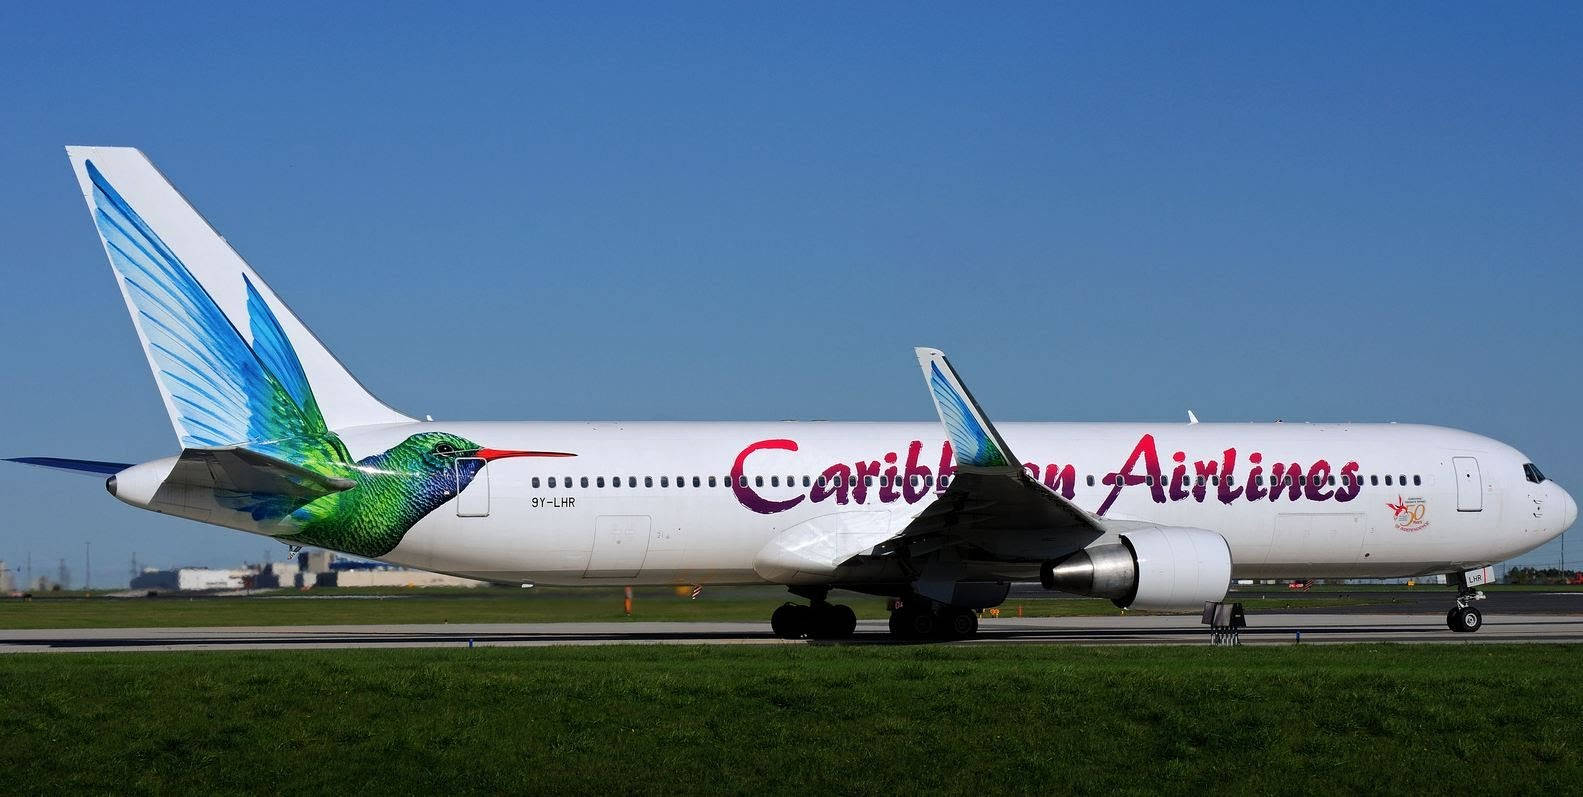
871, 469, 1108, 563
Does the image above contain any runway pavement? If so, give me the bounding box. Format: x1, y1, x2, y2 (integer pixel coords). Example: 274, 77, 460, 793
4, 611, 1582, 652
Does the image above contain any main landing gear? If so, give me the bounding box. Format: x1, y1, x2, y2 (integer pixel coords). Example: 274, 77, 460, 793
888, 599, 978, 641
1446, 574, 1487, 633
770, 587, 857, 640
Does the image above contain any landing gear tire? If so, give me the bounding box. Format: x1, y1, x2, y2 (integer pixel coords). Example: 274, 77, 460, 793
888, 605, 937, 640
940, 607, 979, 639
771, 603, 811, 639
809, 603, 858, 639
1448, 605, 1483, 633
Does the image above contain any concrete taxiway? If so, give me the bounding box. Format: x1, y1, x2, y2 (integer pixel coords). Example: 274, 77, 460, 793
3, 612, 1581, 652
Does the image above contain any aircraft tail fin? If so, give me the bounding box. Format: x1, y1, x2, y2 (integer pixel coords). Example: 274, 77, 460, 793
64, 146, 412, 452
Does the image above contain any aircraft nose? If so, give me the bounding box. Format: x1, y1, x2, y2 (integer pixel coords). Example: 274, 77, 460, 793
1562, 487, 1577, 531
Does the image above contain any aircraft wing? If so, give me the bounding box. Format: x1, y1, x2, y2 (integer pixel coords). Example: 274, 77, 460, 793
875, 348, 1109, 563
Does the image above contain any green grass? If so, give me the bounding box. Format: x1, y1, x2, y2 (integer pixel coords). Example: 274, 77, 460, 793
0, 588, 1376, 629
1, 645, 1577, 794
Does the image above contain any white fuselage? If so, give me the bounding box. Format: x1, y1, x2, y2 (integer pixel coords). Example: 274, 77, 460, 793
308, 420, 1574, 586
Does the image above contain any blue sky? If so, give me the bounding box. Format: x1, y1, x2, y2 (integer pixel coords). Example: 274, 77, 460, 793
1, 3, 1579, 586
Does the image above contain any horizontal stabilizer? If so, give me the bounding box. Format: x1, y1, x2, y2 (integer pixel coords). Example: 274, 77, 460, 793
5, 457, 131, 476
172, 447, 358, 499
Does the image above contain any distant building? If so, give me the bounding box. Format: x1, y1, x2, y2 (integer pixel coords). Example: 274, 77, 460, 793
325, 569, 484, 588
299, 549, 334, 574
131, 567, 249, 591
128, 549, 485, 591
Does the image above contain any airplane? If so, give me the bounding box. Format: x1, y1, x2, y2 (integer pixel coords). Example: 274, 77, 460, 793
7, 146, 1575, 639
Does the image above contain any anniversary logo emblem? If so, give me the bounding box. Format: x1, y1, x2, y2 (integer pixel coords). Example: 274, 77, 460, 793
1388, 495, 1429, 532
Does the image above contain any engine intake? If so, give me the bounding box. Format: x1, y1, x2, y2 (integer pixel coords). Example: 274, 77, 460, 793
1040, 527, 1232, 610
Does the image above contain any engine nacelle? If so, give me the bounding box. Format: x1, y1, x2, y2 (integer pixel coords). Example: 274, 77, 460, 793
1039, 527, 1231, 610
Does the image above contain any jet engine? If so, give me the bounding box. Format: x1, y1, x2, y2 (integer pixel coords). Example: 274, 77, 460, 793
1039, 527, 1231, 610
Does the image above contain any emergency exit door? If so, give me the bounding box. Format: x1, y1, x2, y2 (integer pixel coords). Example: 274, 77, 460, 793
455, 457, 490, 517
1452, 456, 1482, 512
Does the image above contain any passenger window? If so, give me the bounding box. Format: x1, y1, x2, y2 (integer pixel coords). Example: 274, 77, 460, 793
532, 477, 540, 488
1328, 476, 1336, 486
693, 476, 701, 487
926, 475, 934, 486
645, 476, 653, 488
1413, 475, 1421, 486
738, 475, 747, 487
629, 477, 637, 488
1384, 475, 1393, 486
940, 476, 951, 489
802, 476, 810, 487
1086, 475, 1095, 487
755, 476, 763, 487
708, 476, 716, 487
659, 476, 667, 488
1398, 474, 1406, 486
580, 477, 589, 488
865, 476, 874, 486
1370, 475, 1378, 486
770, 476, 779, 487
596, 477, 605, 488
548, 477, 557, 488
1225, 476, 1234, 487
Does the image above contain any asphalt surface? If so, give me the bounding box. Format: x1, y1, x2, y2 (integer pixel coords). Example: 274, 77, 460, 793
1027, 585, 1583, 615
4, 610, 1582, 652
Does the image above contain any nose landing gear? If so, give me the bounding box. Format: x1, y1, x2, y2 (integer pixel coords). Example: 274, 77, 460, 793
1446, 573, 1487, 633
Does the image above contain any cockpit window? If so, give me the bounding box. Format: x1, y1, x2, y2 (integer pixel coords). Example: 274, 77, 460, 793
1523, 463, 1547, 484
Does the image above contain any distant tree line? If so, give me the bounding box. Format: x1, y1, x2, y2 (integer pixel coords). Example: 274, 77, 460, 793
1504, 566, 1581, 585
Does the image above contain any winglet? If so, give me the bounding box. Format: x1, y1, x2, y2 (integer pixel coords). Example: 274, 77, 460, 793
914, 347, 1018, 470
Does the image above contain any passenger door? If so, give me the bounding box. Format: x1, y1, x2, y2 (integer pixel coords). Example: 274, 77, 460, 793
1452, 456, 1482, 512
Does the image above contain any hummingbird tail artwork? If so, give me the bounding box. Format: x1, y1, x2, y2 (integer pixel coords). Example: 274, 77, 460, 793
6, 147, 573, 558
